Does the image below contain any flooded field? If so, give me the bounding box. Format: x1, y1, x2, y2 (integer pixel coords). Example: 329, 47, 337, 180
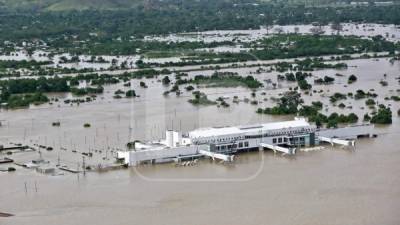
145, 23, 400, 43
0, 57, 399, 164
0, 52, 183, 71
0, 28, 400, 224
1, 23, 399, 72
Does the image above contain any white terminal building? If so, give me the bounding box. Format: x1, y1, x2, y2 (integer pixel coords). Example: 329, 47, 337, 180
117, 117, 374, 166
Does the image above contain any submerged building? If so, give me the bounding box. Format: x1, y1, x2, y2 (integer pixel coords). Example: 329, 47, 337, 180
189, 118, 316, 154
117, 118, 374, 166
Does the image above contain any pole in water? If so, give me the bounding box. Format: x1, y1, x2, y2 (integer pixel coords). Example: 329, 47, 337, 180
23, 128, 27, 141
77, 162, 80, 181
82, 156, 86, 176
24, 182, 28, 195
34, 181, 38, 193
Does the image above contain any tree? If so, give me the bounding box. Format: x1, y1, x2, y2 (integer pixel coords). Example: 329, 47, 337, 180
139, 81, 147, 88
370, 105, 392, 124
324, 76, 335, 83
365, 99, 375, 106
310, 26, 324, 35
327, 120, 338, 128
126, 90, 136, 98
259, 91, 303, 115
136, 59, 145, 68
331, 22, 343, 35
363, 113, 371, 121
185, 85, 194, 91
347, 113, 359, 123
298, 79, 312, 90
162, 76, 171, 85
348, 74, 357, 84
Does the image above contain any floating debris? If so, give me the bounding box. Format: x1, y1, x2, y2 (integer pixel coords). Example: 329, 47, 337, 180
51, 121, 61, 126
300, 146, 325, 152
0, 212, 14, 217
0, 167, 16, 172
0, 157, 13, 164
59, 165, 80, 173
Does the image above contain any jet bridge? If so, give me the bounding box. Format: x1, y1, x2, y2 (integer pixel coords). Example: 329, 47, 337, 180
199, 150, 234, 162
259, 143, 296, 155
318, 136, 355, 147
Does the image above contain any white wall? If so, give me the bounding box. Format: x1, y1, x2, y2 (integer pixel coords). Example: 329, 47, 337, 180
317, 124, 374, 139
127, 145, 200, 166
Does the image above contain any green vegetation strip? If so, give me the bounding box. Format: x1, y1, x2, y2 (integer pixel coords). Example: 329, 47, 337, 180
257, 91, 393, 126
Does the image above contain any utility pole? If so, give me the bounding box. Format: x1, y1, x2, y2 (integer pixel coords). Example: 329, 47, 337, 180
23, 128, 27, 141
77, 162, 80, 181
82, 156, 86, 176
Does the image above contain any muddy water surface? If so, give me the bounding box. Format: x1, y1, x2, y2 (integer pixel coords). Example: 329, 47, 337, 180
0, 57, 399, 225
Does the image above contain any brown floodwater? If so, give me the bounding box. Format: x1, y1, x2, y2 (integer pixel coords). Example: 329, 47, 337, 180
0, 57, 399, 225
